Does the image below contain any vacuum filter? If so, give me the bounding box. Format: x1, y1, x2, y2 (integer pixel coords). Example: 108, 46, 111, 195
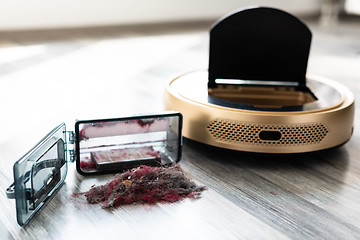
164, 7, 355, 153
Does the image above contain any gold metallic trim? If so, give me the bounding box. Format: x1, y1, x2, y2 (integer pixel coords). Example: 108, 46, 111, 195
164, 70, 354, 153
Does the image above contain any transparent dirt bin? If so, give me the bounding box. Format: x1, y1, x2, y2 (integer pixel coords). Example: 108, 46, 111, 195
75, 112, 182, 175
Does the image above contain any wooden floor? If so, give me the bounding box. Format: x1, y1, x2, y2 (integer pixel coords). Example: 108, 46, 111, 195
0, 18, 360, 239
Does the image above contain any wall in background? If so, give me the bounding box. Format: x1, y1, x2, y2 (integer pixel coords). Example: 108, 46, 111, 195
345, 0, 360, 14
0, 0, 322, 31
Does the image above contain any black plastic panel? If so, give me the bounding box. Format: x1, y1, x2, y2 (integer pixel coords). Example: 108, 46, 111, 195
208, 7, 312, 89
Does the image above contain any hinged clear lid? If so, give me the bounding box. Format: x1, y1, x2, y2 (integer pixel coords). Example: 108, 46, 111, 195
6, 123, 68, 226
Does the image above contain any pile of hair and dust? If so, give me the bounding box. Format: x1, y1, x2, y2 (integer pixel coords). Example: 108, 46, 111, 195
80, 164, 206, 208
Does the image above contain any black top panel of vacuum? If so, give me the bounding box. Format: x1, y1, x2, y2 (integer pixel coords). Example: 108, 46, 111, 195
208, 7, 312, 90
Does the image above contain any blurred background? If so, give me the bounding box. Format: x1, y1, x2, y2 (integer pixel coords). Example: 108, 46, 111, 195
0, 0, 324, 30
0, 0, 358, 30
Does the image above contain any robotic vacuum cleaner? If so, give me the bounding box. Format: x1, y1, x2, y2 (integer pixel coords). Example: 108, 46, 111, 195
165, 7, 354, 153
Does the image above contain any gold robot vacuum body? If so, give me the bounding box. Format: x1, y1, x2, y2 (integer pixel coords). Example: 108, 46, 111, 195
164, 7, 355, 154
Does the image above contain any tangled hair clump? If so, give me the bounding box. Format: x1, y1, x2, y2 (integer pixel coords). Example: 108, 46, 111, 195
82, 164, 206, 208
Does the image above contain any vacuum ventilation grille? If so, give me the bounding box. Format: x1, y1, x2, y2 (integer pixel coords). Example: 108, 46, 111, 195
207, 119, 329, 146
